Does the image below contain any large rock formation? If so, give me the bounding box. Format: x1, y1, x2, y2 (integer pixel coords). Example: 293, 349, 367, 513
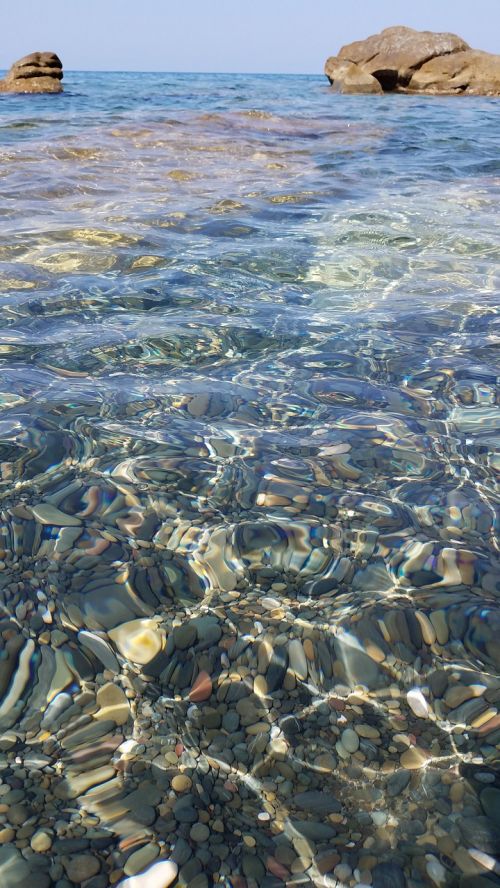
324, 26, 500, 96
0, 52, 63, 94
409, 50, 500, 95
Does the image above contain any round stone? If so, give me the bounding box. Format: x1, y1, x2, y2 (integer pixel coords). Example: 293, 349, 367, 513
341, 728, 360, 753
30, 830, 53, 852
63, 853, 101, 883
171, 775, 192, 793
189, 823, 210, 843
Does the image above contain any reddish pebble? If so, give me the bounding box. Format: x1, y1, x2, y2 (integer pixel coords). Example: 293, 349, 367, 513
189, 670, 212, 702
267, 856, 290, 879
329, 698, 346, 711
175, 742, 184, 757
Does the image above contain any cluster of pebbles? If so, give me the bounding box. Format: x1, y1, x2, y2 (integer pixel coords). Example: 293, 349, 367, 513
0, 435, 498, 888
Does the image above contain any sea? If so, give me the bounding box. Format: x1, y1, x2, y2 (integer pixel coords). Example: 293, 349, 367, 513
0, 71, 499, 888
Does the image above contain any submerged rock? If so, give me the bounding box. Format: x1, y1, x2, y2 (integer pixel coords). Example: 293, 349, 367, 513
324, 26, 500, 95
0, 51, 63, 94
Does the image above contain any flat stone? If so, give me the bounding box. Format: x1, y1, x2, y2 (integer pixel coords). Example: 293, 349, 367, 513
77, 631, 120, 673
292, 791, 341, 815
95, 682, 130, 725
387, 770, 411, 798
290, 820, 336, 841
108, 619, 164, 665
288, 639, 308, 680
400, 747, 429, 770
124, 843, 159, 877
459, 816, 500, 854
63, 853, 101, 883
30, 503, 81, 526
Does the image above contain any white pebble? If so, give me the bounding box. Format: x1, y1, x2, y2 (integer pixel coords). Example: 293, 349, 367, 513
407, 688, 429, 719
426, 854, 447, 886
117, 859, 178, 888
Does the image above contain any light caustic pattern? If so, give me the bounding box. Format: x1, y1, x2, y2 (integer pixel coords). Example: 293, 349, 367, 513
0, 74, 499, 888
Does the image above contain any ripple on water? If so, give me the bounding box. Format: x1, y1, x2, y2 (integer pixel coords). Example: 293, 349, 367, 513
0, 76, 498, 887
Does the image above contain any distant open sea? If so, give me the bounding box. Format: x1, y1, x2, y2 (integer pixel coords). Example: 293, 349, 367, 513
0, 72, 499, 888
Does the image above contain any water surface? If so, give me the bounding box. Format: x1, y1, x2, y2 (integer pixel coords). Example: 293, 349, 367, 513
0, 72, 499, 888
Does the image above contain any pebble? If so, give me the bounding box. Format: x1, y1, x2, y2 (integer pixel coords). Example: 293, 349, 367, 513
30, 503, 82, 526
189, 823, 210, 843
63, 853, 101, 883
108, 619, 164, 665
0, 829, 15, 844
372, 861, 407, 888
406, 688, 430, 719
124, 843, 160, 876
189, 671, 212, 702
341, 727, 360, 753
400, 747, 429, 770
117, 859, 178, 888
171, 774, 192, 792
480, 787, 500, 827
95, 682, 130, 725
30, 830, 53, 852
289, 639, 308, 680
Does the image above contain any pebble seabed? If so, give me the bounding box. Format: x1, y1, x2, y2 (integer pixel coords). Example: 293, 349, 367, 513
0, 76, 499, 888
0, 457, 499, 888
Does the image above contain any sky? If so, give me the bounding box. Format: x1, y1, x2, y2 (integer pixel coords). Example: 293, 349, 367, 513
2, 0, 499, 73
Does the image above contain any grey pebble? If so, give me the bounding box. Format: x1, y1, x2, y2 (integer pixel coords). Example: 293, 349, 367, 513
372, 861, 407, 888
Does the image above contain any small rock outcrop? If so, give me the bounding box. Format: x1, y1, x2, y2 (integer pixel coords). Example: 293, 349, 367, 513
324, 58, 382, 94
324, 26, 500, 96
0, 52, 63, 94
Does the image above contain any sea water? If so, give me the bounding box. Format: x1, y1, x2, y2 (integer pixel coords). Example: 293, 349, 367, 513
0, 72, 499, 888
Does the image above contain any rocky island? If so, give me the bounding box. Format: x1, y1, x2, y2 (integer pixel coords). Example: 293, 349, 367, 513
325, 25, 500, 95
0, 52, 63, 94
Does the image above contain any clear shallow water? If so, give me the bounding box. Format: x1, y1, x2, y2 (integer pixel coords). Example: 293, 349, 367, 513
0, 72, 499, 888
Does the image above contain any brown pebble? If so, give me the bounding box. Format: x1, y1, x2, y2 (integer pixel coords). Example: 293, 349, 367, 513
189, 670, 212, 702
171, 774, 192, 792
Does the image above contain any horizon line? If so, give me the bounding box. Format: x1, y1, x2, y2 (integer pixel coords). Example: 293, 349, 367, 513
0, 66, 322, 77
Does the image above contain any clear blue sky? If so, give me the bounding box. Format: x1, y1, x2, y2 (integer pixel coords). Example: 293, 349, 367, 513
3, 0, 499, 73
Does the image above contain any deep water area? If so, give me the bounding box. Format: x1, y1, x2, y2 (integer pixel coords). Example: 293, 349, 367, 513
0, 72, 499, 888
